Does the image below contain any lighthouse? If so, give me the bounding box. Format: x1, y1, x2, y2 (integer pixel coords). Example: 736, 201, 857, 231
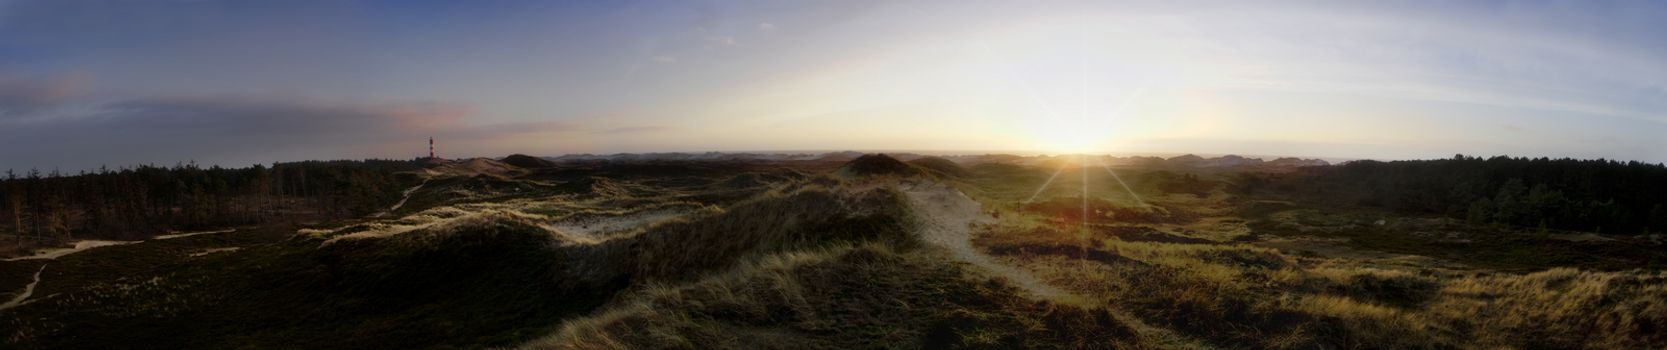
429, 137, 436, 159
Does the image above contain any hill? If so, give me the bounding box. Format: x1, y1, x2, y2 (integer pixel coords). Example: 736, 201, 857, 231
835, 154, 927, 179
6, 152, 1666, 349
502, 154, 558, 169
907, 156, 969, 178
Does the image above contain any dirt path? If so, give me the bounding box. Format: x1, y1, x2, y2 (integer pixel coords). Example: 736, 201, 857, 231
2, 228, 236, 262
901, 182, 1210, 347
152, 229, 238, 240
2, 240, 141, 261
900, 182, 1083, 303
0, 264, 45, 312
374, 179, 428, 217
189, 247, 242, 257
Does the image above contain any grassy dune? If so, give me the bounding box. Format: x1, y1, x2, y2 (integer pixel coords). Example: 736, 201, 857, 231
531, 244, 1146, 349
2, 174, 1051, 349
979, 209, 1667, 349
1, 217, 624, 349
4, 158, 1663, 349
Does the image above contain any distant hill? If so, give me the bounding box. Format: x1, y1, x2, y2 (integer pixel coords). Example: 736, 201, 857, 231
420, 157, 524, 179
1267, 157, 1330, 167
501, 154, 557, 168
836, 153, 927, 178
908, 156, 969, 178
815, 151, 868, 162
554, 176, 630, 197
550, 152, 831, 162
1166, 154, 1206, 166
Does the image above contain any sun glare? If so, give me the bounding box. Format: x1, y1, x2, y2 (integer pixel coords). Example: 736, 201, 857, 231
1034, 128, 1100, 153
1030, 115, 1109, 154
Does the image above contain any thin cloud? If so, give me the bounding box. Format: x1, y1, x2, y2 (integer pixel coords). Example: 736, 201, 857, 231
453, 120, 578, 138
0, 97, 536, 170
0, 73, 86, 120
597, 126, 671, 134
759, 22, 777, 31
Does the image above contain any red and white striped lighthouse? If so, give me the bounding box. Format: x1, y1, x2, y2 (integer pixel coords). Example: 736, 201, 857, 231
428, 137, 435, 159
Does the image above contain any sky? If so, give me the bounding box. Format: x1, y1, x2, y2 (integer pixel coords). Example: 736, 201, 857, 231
2, 0, 1666, 171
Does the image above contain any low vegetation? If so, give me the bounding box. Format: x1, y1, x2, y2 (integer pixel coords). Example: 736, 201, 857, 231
0, 159, 424, 256
1, 218, 623, 349
979, 202, 1667, 349
4, 153, 1663, 349
530, 244, 1146, 349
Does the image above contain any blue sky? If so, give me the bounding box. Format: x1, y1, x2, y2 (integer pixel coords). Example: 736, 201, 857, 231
2, 0, 1665, 170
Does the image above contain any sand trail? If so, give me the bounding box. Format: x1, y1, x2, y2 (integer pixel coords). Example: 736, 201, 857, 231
152, 229, 238, 240
0, 264, 45, 312
373, 179, 429, 217
899, 182, 1085, 304
3, 240, 141, 262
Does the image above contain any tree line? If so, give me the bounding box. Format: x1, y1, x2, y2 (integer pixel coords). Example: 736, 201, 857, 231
1237, 155, 1667, 234
1, 159, 425, 242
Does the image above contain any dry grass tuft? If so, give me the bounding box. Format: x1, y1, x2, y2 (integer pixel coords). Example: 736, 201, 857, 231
1426, 268, 1667, 348
977, 211, 1667, 349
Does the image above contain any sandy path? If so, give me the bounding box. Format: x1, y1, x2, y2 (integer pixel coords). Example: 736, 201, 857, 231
901, 182, 1209, 346
1, 228, 236, 262
1549, 232, 1618, 242
0, 264, 45, 311
374, 179, 428, 217
900, 182, 1082, 303
152, 229, 238, 240
190, 247, 242, 257
3, 240, 142, 261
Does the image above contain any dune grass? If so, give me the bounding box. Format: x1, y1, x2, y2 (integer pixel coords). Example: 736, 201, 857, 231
8, 160, 1665, 349
1427, 268, 1667, 348
1, 217, 626, 350
977, 214, 1667, 349
0, 180, 951, 349
526, 243, 1148, 350
621, 185, 919, 282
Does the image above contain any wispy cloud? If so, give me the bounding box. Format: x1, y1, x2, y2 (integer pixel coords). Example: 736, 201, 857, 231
0, 73, 85, 120
708, 35, 738, 46
0, 96, 581, 169
597, 126, 671, 134
2, 0, 1665, 165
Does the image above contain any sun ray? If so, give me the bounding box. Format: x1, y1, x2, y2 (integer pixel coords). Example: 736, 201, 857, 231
1080, 155, 1089, 226
1024, 162, 1071, 203
1080, 155, 1090, 228
1104, 77, 1150, 119
1097, 159, 1147, 206
1079, 154, 1091, 271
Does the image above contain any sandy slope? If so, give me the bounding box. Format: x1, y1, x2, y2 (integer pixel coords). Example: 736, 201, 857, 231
541, 205, 697, 244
